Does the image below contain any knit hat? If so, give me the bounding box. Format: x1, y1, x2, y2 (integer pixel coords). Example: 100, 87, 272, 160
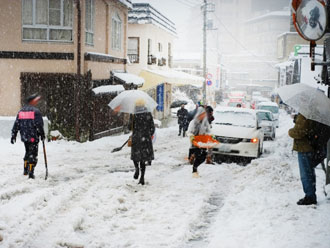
26, 93, 41, 103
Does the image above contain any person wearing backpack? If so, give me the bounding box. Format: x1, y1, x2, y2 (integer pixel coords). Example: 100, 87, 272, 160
307, 120, 330, 169
288, 113, 318, 205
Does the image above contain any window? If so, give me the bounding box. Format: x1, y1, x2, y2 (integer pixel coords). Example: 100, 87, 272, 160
147, 39, 154, 64
128, 37, 139, 63
85, 0, 94, 45
158, 42, 162, 52
22, 0, 73, 42
111, 12, 122, 50
168, 42, 172, 68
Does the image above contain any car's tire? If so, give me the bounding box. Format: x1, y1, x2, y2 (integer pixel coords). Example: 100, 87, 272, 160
257, 143, 261, 158
272, 132, 276, 140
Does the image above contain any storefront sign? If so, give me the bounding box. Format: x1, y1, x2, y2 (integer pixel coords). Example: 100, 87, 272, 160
156, 84, 164, 111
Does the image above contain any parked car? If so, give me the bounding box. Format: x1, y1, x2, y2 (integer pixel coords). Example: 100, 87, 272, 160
211, 107, 264, 159
256, 102, 279, 127
256, 110, 276, 140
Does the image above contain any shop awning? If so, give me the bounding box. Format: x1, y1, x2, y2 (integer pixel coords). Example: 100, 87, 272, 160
113, 72, 145, 87
139, 69, 204, 90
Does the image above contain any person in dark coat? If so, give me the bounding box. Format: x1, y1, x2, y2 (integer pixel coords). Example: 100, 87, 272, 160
177, 104, 189, 137
130, 98, 155, 185
11, 93, 45, 179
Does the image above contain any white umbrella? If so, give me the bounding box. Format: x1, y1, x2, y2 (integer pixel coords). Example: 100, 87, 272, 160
276, 83, 330, 125
108, 90, 157, 114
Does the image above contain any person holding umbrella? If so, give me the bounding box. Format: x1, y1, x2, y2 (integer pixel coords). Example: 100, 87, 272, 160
177, 104, 188, 137
109, 90, 157, 185
289, 113, 318, 205
277, 83, 330, 205
129, 98, 155, 185
11, 93, 45, 179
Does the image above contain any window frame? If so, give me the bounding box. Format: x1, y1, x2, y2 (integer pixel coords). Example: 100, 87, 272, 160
85, 0, 94, 46
111, 12, 122, 51
21, 0, 73, 43
128, 37, 140, 63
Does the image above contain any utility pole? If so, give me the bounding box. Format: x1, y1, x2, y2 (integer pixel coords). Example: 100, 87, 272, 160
203, 0, 207, 104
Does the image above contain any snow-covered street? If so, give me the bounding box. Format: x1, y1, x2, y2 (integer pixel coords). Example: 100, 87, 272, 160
0, 112, 330, 248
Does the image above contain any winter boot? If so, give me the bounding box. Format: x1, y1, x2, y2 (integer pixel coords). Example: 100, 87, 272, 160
28, 164, 35, 179
206, 154, 214, 164
192, 172, 200, 178
189, 154, 196, 165
192, 166, 200, 177
183, 131, 186, 137
23, 161, 28, 175
133, 169, 139, 180
297, 196, 317, 205
138, 163, 146, 185
133, 161, 139, 180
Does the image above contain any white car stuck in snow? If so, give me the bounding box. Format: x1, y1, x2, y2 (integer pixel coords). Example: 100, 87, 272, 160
211, 107, 264, 159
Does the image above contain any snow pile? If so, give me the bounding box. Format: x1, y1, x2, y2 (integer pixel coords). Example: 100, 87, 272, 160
92, 85, 125, 95
113, 72, 144, 86
208, 112, 330, 248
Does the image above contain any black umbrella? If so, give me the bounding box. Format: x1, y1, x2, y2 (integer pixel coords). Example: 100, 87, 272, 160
170, 100, 188, 108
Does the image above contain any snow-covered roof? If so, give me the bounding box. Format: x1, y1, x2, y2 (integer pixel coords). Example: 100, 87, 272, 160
146, 69, 203, 81
246, 10, 290, 23
128, 3, 176, 35
258, 102, 279, 107
215, 106, 257, 114
113, 72, 145, 86
92, 85, 125, 95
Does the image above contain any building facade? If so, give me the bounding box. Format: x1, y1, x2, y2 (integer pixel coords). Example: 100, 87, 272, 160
0, 0, 131, 116
0, 0, 133, 140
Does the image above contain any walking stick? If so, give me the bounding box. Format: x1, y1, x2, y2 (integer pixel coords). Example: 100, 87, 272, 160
42, 140, 48, 180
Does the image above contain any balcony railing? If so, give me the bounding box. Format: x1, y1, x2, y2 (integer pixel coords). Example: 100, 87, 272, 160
128, 54, 139, 63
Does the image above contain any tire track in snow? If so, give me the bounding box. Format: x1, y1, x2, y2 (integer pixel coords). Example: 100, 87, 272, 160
1, 160, 131, 247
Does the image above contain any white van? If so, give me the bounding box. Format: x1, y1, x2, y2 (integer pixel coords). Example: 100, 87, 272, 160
257, 102, 279, 127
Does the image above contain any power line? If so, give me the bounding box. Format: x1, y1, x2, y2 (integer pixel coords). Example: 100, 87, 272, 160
211, 12, 276, 69
175, 0, 201, 8
175, 0, 194, 8
183, 0, 201, 5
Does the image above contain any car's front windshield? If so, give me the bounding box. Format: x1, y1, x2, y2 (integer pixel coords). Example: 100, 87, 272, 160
257, 112, 272, 121
214, 111, 256, 128
259, 105, 279, 114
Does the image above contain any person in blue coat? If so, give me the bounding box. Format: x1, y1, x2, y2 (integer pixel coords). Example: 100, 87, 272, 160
11, 93, 45, 179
